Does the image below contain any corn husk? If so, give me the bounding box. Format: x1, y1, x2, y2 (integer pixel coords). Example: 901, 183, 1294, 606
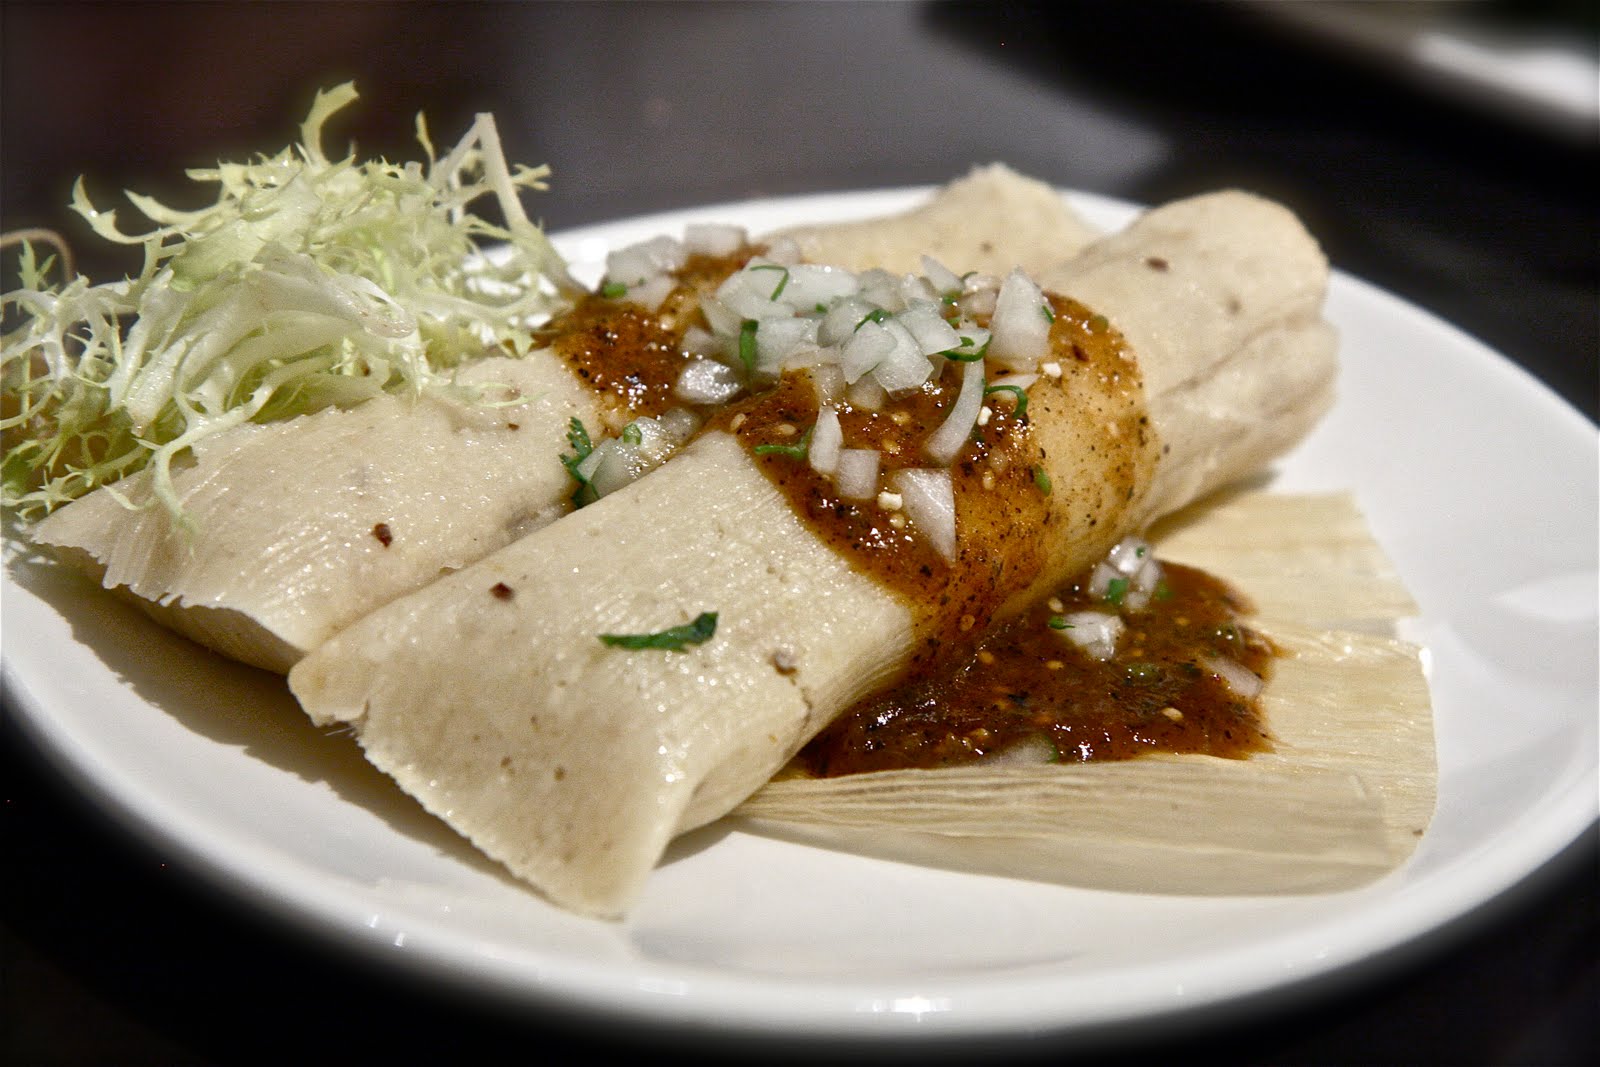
733, 491, 1436, 894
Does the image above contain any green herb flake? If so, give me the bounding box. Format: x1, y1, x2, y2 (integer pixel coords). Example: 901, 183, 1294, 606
753, 425, 813, 459
983, 384, 1028, 419
600, 280, 629, 299
941, 335, 990, 362
621, 422, 643, 446
738, 318, 759, 374
599, 611, 718, 652
1047, 615, 1071, 630
559, 417, 597, 506
749, 264, 790, 299
855, 307, 891, 330
1040, 302, 1056, 323
1104, 576, 1129, 606
1033, 467, 1052, 495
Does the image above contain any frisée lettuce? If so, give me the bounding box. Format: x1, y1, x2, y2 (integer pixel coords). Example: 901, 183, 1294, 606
1, 82, 580, 523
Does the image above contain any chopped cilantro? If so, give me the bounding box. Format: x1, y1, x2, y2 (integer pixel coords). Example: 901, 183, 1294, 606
749, 263, 790, 299
599, 280, 628, 299
559, 417, 597, 506
1104, 576, 1129, 606
738, 318, 759, 374
983, 384, 1028, 419
599, 611, 718, 651
753, 425, 813, 459
1033, 467, 1052, 495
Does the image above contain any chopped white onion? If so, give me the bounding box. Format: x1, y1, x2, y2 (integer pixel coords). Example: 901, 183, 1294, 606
606, 235, 685, 285
623, 272, 677, 311
890, 467, 957, 560
818, 296, 875, 347
1202, 655, 1264, 700
682, 222, 746, 256
698, 294, 743, 339
870, 318, 934, 394
1054, 610, 1125, 661
778, 263, 858, 311
988, 268, 1051, 370
920, 255, 963, 296
755, 316, 819, 376
855, 268, 904, 312
806, 362, 846, 407
716, 265, 788, 320
809, 405, 842, 475
763, 236, 802, 265
924, 359, 986, 465
846, 373, 886, 411
840, 319, 896, 384
834, 448, 881, 500
897, 300, 962, 356
674, 359, 743, 404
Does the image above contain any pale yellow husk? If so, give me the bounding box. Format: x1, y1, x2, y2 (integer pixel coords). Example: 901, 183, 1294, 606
733, 491, 1436, 894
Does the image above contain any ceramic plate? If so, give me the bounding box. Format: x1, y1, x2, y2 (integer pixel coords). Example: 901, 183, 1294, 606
4, 190, 1596, 1043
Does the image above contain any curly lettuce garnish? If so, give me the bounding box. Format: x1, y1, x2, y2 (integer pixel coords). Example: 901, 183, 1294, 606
1, 82, 581, 523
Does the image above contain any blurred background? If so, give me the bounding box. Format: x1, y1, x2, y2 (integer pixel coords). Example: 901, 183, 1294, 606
3, 1, 1596, 418
3, 2, 1596, 1064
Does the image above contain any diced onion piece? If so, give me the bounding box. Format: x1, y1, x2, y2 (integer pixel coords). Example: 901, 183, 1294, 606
819, 296, 876, 347
809, 405, 843, 475
674, 359, 743, 404
584, 409, 702, 501
988, 734, 1059, 766
1107, 536, 1152, 575
841, 319, 896, 384
1055, 610, 1125, 661
680, 324, 721, 358
756, 317, 819, 376
870, 318, 934, 394
898, 273, 939, 307
834, 448, 881, 500
920, 255, 964, 297
1095, 536, 1164, 612
890, 467, 957, 560
959, 274, 1000, 319
699, 295, 743, 339
924, 359, 986, 465
779, 263, 859, 312
806, 362, 846, 407
1202, 655, 1264, 700
897, 301, 962, 356
764, 236, 802, 265
623, 272, 676, 311
846, 373, 886, 411
988, 269, 1051, 370
606, 234, 685, 285
716, 264, 788, 320
682, 223, 746, 256
855, 268, 904, 312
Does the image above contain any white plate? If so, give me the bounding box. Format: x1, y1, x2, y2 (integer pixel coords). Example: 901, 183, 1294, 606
4, 190, 1596, 1044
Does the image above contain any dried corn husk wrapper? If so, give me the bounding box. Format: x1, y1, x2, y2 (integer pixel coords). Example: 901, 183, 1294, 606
734, 491, 1435, 895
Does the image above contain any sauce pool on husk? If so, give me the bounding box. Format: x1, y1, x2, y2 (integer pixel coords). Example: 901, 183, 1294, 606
799, 560, 1277, 776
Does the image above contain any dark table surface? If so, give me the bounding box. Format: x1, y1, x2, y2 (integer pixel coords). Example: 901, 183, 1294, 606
3, 2, 1596, 1064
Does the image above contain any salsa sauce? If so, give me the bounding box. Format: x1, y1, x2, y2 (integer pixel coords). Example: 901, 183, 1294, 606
542, 249, 756, 421
799, 560, 1276, 776
714, 293, 1146, 676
